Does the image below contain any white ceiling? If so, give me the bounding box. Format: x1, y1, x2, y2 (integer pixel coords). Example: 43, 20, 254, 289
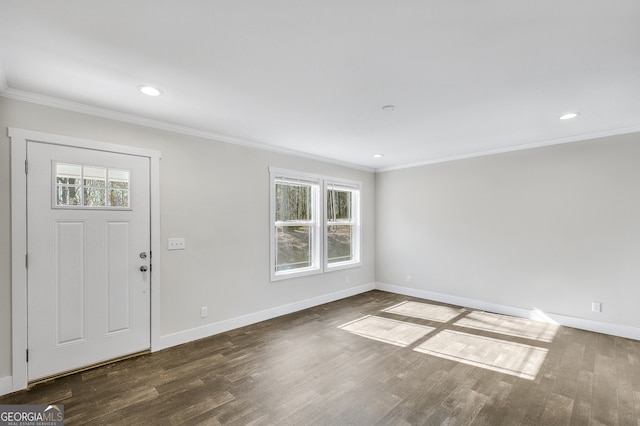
1, 1, 639, 171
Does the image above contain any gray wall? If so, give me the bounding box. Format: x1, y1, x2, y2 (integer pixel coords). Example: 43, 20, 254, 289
0, 96, 376, 379
3, 93, 640, 384
376, 133, 640, 328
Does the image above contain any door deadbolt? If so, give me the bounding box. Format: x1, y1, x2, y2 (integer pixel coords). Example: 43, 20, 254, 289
139, 251, 147, 259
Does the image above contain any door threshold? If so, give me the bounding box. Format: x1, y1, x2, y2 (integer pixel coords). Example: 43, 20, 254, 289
28, 350, 150, 388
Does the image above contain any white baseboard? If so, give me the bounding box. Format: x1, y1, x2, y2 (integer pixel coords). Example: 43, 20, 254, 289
157, 282, 376, 350
376, 282, 640, 341
4, 279, 635, 398
0, 375, 13, 397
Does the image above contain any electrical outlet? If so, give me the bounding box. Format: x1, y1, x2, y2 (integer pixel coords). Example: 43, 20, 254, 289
591, 302, 602, 313
168, 237, 185, 250
345, 276, 350, 284
201, 306, 208, 318
406, 275, 412, 283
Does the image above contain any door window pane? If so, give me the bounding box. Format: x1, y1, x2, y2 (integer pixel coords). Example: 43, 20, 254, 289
109, 169, 130, 189
56, 164, 83, 206
56, 185, 82, 206
109, 189, 129, 207
82, 167, 107, 206
56, 164, 81, 185
83, 167, 107, 187
54, 163, 131, 209
84, 188, 106, 207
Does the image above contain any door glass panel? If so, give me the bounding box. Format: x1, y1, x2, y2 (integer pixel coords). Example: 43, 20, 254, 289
108, 169, 129, 189
56, 185, 82, 206
83, 166, 107, 206
84, 188, 106, 207
56, 164, 82, 185
108, 169, 130, 207
54, 162, 131, 209
109, 189, 129, 207
84, 167, 107, 187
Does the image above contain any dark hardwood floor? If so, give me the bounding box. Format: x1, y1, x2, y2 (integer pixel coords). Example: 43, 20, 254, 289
2, 290, 640, 425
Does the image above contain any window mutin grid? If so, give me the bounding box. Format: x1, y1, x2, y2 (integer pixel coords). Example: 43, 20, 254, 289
54, 162, 131, 209
273, 178, 320, 276
270, 168, 361, 281
325, 183, 360, 269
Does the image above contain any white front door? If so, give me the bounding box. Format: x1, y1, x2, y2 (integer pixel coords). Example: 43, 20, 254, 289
27, 141, 151, 381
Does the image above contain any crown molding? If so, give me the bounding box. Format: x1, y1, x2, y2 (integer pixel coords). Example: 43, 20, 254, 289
5, 87, 638, 175
0, 63, 8, 92
0, 88, 375, 173
376, 125, 640, 173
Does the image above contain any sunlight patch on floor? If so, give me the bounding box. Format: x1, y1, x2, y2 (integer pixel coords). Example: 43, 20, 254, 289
338, 316, 435, 347
455, 311, 559, 343
382, 301, 465, 323
414, 329, 548, 380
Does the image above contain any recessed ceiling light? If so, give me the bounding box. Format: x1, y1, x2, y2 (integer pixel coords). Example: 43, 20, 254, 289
381, 105, 395, 112
559, 112, 579, 120
138, 85, 162, 96
373, 153, 384, 158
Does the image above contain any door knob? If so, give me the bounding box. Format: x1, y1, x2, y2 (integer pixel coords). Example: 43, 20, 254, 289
140, 265, 148, 272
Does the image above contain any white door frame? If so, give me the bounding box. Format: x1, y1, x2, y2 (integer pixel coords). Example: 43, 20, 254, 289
10, 127, 162, 392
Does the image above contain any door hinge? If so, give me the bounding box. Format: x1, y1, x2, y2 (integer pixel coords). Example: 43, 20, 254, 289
25, 254, 28, 268
25, 160, 28, 174
26, 349, 29, 362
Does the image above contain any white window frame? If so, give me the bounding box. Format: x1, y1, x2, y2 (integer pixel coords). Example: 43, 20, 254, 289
324, 180, 362, 271
270, 169, 322, 281
269, 167, 362, 281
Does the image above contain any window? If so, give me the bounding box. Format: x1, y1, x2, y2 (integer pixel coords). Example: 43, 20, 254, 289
270, 168, 361, 281
325, 182, 360, 270
54, 163, 130, 209
271, 172, 321, 280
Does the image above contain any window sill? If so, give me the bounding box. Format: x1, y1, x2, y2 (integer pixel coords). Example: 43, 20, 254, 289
325, 260, 362, 273
271, 267, 322, 282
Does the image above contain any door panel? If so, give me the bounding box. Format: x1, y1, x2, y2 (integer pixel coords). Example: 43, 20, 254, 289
27, 141, 150, 381
106, 221, 131, 334
55, 220, 86, 344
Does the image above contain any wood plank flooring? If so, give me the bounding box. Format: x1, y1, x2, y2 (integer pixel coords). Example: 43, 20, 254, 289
2, 290, 640, 425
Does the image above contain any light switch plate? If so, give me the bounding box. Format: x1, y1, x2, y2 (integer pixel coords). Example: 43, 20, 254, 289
168, 237, 185, 250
